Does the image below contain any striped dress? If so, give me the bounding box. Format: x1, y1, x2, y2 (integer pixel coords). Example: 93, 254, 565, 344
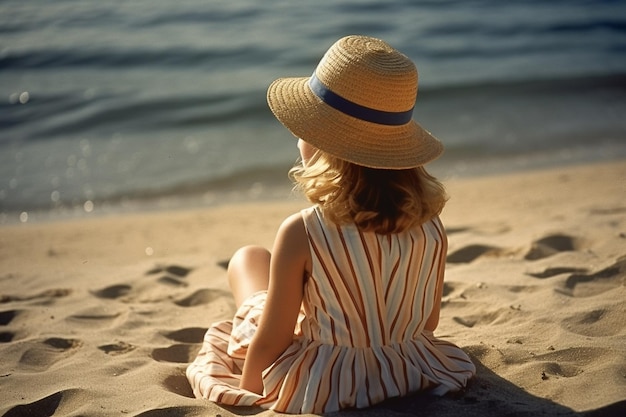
186, 206, 475, 414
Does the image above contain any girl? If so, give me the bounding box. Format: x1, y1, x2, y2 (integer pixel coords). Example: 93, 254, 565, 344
186, 35, 475, 414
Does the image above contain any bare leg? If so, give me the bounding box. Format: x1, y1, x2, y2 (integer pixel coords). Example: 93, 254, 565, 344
227, 245, 271, 308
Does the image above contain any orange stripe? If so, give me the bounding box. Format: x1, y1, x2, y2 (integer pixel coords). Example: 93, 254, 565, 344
261, 345, 305, 406
381, 349, 401, 395
307, 234, 340, 345
357, 228, 383, 346
312, 217, 355, 346
338, 226, 369, 344
311, 349, 338, 409
282, 348, 319, 410
384, 235, 402, 302
414, 225, 433, 334
390, 232, 415, 338
375, 353, 389, 399
418, 340, 465, 387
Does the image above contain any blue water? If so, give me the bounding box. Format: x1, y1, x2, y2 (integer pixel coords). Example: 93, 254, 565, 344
2, 0, 626, 222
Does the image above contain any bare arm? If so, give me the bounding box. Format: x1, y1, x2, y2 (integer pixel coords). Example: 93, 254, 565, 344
239, 213, 309, 394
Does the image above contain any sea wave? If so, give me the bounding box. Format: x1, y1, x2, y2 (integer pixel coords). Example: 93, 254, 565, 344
3, 71, 624, 144
2, 0, 626, 218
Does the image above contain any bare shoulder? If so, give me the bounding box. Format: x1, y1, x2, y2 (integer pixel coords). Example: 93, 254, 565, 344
273, 212, 310, 270
280, 212, 305, 232
276, 212, 308, 250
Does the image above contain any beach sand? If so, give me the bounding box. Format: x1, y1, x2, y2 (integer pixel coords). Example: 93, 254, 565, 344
1, 160, 625, 416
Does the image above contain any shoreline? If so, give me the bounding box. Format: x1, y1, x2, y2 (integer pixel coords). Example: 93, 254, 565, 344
4, 153, 625, 226
1, 159, 625, 416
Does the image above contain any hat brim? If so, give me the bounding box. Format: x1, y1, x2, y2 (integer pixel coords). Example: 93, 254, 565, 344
267, 76, 443, 169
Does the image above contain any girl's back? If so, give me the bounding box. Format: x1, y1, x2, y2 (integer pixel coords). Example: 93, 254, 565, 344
254, 207, 473, 412
300, 206, 445, 347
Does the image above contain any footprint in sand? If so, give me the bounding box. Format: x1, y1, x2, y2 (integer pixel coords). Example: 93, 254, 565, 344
526, 267, 589, 279
157, 275, 189, 287
561, 306, 625, 337
18, 337, 82, 372
174, 288, 231, 307
0, 309, 18, 325
453, 308, 515, 328
146, 265, 192, 277
558, 257, 626, 297
68, 305, 124, 329
90, 265, 194, 303
1, 309, 19, 343
531, 346, 606, 378
3, 389, 89, 417
540, 361, 582, 378
89, 265, 201, 305
152, 327, 208, 364
2, 391, 64, 417
0, 288, 71, 304
519, 357, 583, 381
446, 244, 506, 264
91, 284, 132, 299
151, 344, 200, 363
524, 234, 580, 261
162, 327, 207, 344
98, 340, 136, 355
89, 265, 196, 304
162, 374, 196, 398
0, 331, 13, 343
147, 264, 193, 287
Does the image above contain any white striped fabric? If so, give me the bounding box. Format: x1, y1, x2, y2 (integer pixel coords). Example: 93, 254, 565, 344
186, 206, 475, 413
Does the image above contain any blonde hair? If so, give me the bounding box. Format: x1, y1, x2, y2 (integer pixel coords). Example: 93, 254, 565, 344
290, 150, 448, 234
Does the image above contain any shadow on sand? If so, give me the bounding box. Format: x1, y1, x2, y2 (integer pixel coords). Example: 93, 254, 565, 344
214, 354, 625, 417
329, 356, 625, 417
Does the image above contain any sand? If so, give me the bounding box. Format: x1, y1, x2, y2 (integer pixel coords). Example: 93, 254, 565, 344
1, 160, 625, 417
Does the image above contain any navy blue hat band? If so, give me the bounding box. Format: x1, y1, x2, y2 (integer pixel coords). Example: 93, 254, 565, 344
308, 73, 414, 126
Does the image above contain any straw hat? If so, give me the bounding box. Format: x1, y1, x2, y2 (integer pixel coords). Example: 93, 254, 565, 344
267, 35, 443, 169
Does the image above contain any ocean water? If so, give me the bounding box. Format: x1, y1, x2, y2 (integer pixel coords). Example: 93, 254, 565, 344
2, 0, 626, 222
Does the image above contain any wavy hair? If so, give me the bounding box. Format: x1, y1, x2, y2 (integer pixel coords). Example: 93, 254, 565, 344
290, 150, 448, 234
